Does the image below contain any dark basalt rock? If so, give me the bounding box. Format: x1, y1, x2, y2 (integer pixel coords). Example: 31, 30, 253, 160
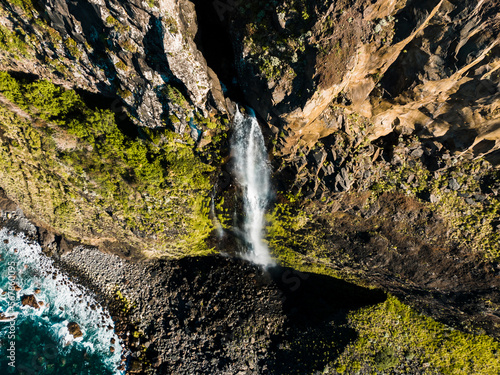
59, 246, 386, 375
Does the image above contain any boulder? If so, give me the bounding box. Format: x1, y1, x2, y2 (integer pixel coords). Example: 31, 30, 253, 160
0, 312, 15, 321
67, 322, 83, 338
21, 294, 39, 309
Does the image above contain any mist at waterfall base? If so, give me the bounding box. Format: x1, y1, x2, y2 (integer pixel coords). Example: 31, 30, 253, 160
231, 108, 275, 267
0, 229, 123, 374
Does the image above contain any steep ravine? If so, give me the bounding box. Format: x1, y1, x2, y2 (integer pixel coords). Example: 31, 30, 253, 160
0, 0, 499, 374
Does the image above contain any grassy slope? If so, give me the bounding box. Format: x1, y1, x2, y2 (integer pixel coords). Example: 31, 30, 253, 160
266, 191, 500, 373
335, 295, 500, 374
0, 72, 216, 257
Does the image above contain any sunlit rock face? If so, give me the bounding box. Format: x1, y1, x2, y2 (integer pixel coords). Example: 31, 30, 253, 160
225, 0, 500, 157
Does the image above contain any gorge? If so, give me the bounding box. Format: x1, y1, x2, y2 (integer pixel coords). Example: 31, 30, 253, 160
0, 0, 499, 374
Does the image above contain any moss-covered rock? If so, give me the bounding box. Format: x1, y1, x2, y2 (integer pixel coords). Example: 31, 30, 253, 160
334, 296, 500, 374
0, 72, 221, 257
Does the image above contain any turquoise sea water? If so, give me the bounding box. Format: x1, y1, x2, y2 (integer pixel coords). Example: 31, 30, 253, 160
0, 229, 124, 374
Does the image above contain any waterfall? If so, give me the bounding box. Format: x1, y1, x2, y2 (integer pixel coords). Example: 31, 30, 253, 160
231, 108, 274, 266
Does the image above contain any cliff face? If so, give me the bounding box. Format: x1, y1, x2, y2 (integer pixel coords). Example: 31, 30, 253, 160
4, 1, 498, 159
0, 0, 226, 126
226, 0, 500, 159
0, 0, 500, 374
214, 0, 500, 343
0, 0, 239, 257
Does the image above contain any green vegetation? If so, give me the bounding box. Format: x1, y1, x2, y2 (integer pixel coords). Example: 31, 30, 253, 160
7, 0, 36, 12
0, 72, 216, 257
430, 164, 500, 260
114, 289, 136, 315
369, 152, 500, 260
0, 25, 29, 57
371, 158, 430, 196
120, 39, 138, 53
105, 15, 130, 34
63, 37, 81, 59
334, 296, 500, 374
163, 14, 179, 34
115, 60, 128, 71
267, 196, 500, 374
164, 84, 188, 108
265, 192, 354, 281
239, 0, 313, 82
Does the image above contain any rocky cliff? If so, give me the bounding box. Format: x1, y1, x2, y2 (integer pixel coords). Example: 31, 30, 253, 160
0, 0, 499, 374
0, 0, 226, 125
226, 0, 500, 159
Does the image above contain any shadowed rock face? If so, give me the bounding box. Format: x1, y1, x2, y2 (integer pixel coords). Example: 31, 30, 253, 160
59, 245, 386, 375
0, 0, 225, 126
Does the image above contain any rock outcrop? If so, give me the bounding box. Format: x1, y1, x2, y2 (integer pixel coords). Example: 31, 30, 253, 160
225, 0, 500, 159
0, 0, 226, 126
21, 294, 40, 308
67, 321, 83, 338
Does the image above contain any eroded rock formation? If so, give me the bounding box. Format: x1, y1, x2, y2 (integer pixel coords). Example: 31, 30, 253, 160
0, 0, 226, 126
0, 0, 499, 373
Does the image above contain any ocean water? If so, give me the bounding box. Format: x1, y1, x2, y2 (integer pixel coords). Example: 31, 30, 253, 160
0, 229, 124, 374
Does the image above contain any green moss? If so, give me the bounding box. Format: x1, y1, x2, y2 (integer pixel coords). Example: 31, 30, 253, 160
238, 0, 313, 83
168, 114, 180, 124
430, 164, 500, 260
120, 39, 138, 53
370, 159, 430, 196
0, 72, 216, 257
0, 25, 29, 57
8, 0, 36, 13
115, 60, 128, 71
163, 14, 178, 34
334, 296, 500, 374
116, 87, 133, 99
266, 195, 361, 284
114, 288, 136, 315
164, 85, 188, 108
63, 37, 81, 59
105, 15, 130, 34
267, 192, 500, 373
368, 152, 500, 260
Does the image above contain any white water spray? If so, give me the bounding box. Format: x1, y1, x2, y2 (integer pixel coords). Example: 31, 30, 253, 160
231, 108, 274, 266
0, 229, 124, 373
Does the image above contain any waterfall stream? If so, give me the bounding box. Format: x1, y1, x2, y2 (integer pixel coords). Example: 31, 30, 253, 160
231, 108, 274, 266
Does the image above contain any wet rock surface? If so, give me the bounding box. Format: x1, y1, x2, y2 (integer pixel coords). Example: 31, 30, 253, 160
21, 294, 40, 309
67, 321, 83, 339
